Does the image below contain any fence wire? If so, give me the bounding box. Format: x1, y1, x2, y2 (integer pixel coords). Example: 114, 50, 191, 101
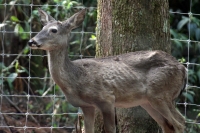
0, 0, 96, 132
169, 0, 200, 129
0, 0, 200, 133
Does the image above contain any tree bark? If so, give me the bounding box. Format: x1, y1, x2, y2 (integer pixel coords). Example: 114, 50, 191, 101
95, 0, 170, 132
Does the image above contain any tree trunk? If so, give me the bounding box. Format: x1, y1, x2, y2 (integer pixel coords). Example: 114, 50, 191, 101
95, 0, 170, 133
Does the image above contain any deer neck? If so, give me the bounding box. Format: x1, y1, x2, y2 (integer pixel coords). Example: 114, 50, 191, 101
47, 44, 82, 89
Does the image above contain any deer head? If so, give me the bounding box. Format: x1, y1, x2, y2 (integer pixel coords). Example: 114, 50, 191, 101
28, 8, 86, 51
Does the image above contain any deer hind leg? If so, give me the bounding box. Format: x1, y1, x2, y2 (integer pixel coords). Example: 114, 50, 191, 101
141, 103, 175, 133
81, 107, 95, 133
147, 98, 184, 133
167, 102, 185, 132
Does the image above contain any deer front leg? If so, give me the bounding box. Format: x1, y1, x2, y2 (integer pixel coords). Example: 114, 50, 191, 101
81, 107, 95, 133
97, 102, 116, 133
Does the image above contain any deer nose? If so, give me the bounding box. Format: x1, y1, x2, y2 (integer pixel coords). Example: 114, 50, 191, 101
28, 39, 37, 46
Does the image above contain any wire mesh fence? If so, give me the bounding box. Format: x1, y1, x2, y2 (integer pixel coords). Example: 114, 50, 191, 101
170, 0, 200, 132
0, 0, 96, 132
0, 0, 200, 133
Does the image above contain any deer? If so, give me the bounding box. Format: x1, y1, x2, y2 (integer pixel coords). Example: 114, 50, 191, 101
28, 8, 186, 133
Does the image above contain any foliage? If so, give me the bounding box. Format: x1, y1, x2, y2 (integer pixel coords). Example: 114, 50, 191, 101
170, 0, 200, 132
0, 0, 97, 130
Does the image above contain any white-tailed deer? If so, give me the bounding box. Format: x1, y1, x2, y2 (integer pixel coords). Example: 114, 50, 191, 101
28, 9, 186, 133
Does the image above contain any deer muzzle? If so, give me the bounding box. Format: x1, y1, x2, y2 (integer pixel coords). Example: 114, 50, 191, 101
28, 39, 40, 48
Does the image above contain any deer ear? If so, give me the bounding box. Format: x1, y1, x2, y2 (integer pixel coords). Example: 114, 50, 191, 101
63, 9, 86, 30
38, 8, 55, 25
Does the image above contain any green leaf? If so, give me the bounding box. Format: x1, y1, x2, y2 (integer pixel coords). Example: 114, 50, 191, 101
7, 73, 18, 90
20, 33, 29, 40
195, 28, 200, 41
14, 24, 25, 39
188, 23, 197, 37
70, 40, 80, 45
182, 92, 194, 103
7, 73, 18, 83
0, 62, 6, 70
191, 17, 200, 26
10, 16, 20, 22
19, 66, 28, 74
177, 16, 189, 30
178, 58, 186, 63
68, 104, 78, 112
45, 102, 53, 111
23, 46, 30, 54
66, 1, 79, 9
61, 102, 67, 112
15, 60, 19, 70
54, 0, 60, 3
9, 1, 16, 5
90, 35, 96, 40
198, 113, 200, 117
36, 89, 44, 95
16, 69, 26, 73
85, 44, 93, 50
187, 90, 195, 96
14, 24, 20, 34
18, 25, 24, 33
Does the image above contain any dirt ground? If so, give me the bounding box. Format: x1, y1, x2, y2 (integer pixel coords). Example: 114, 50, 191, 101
0, 96, 82, 133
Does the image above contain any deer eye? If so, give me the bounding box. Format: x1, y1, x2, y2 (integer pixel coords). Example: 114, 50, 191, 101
51, 29, 57, 33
